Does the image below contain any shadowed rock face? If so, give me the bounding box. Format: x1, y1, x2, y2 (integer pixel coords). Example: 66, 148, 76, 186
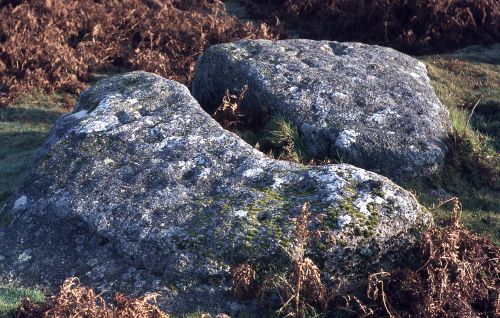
0, 72, 429, 314
192, 39, 452, 181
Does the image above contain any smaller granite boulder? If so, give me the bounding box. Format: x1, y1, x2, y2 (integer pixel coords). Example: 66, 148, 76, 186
192, 39, 452, 181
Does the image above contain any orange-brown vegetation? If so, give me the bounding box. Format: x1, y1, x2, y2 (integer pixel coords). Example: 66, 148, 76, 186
0, 0, 277, 107
367, 198, 499, 317
231, 199, 500, 317
15, 277, 169, 318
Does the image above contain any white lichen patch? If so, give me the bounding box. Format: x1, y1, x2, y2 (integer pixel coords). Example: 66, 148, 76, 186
409, 72, 421, 79
194, 156, 206, 165
158, 136, 184, 150
70, 110, 88, 120
13, 195, 27, 210
335, 130, 359, 149
198, 168, 211, 179
104, 158, 115, 165
127, 98, 139, 105
308, 169, 346, 202
331, 92, 348, 100
353, 194, 386, 215
337, 214, 352, 228
382, 187, 419, 221
234, 210, 248, 218
17, 251, 31, 262
176, 160, 195, 172
349, 168, 373, 183
243, 168, 264, 178
75, 96, 130, 134
77, 119, 119, 134
271, 175, 288, 189
368, 108, 397, 125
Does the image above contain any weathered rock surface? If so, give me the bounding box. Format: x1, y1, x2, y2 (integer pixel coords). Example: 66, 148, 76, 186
192, 39, 451, 181
0, 72, 429, 314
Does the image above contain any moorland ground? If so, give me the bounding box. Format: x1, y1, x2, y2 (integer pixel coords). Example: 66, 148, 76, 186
0, 0, 498, 317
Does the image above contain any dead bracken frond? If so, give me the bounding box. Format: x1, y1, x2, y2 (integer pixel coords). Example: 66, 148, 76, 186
0, 0, 277, 107
15, 277, 169, 318
276, 202, 333, 317
228, 202, 338, 317
228, 198, 499, 317
367, 197, 500, 317
212, 85, 248, 130
230, 262, 258, 300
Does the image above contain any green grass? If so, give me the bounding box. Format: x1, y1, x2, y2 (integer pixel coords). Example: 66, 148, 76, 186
410, 44, 500, 243
262, 116, 310, 163
235, 115, 311, 163
0, 286, 44, 317
0, 92, 71, 206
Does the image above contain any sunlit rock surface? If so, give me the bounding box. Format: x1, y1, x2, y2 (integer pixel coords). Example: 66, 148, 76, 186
0, 72, 429, 314
192, 39, 452, 181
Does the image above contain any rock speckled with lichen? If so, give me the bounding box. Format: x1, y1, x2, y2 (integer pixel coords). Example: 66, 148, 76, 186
192, 39, 451, 181
0, 72, 429, 314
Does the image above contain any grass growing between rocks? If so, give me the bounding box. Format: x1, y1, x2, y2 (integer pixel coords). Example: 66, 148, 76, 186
211, 87, 311, 163
234, 116, 311, 164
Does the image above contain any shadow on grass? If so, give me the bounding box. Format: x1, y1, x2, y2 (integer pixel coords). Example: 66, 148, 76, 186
0, 131, 50, 205
451, 43, 500, 65
0, 95, 68, 206
469, 100, 500, 152
0, 107, 63, 125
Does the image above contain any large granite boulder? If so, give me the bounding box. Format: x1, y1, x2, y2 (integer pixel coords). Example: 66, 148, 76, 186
0, 72, 429, 314
192, 39, 451, 181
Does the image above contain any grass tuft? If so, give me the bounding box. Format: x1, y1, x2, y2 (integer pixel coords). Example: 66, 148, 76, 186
262, 116, 310, 164
0, 287, 44, 318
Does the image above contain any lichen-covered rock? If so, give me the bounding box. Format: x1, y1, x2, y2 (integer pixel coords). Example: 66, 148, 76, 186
192, 39, 451, 181
0, 72, 429, 314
